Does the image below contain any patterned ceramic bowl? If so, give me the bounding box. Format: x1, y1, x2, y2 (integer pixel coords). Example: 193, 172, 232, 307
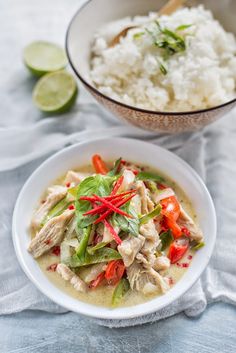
66, 0, 236, 133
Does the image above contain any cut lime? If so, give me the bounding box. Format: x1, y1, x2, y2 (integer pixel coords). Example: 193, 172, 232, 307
33, 71, 78, 113
23, 41, 68, 76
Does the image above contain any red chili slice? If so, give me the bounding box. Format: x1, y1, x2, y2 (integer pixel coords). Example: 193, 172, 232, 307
161, 196, 180, 221
105, 260, 125, 285
111, 175, 124, 195
103, 219, 122, 245
79, 189, 136, 203
94, 194, 135, 224
168, 238, 189, 264
89, 272, 105, 289
164, 217, 182, 239
83, 194, 131, 218
92, 155, 108, 175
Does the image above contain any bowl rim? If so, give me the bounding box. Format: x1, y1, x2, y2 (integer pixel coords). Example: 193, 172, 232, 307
65, 0, 236, 117
12, 137, 217, 320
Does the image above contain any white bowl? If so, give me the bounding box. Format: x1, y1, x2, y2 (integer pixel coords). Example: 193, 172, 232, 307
12, 138, 216, 320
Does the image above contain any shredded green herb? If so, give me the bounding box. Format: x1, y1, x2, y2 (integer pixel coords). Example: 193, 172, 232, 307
159, 63, 168, 75
143, 20, 191, 74
153, 21, 186, 58
133, 32, 145, 39
176, 24, 193, 31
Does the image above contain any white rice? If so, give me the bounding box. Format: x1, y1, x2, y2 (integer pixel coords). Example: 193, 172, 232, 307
90, 5, 236, 112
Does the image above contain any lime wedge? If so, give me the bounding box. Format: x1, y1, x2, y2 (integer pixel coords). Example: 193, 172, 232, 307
33, 71, 78, 113
23, 41, 68, 76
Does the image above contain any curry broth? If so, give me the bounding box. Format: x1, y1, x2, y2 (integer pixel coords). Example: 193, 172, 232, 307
34, 162, 197, 308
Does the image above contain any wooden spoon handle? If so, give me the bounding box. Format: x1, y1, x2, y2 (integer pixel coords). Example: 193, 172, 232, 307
159, 0, 185, 16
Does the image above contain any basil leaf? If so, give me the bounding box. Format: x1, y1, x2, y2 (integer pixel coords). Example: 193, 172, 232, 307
75, 175, 115, 229
133, 32, 145, 39
136, 171, 164, 183
139, 204, 162, 225
112, 202, 140, 237
67, 248, 122, 267
108, 157, 122, 176
112, 278, 130, 307
159, 230, 174, 251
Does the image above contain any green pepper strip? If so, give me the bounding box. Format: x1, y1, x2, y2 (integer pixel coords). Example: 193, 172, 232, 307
42, 197, 72, 226
76, 225, 92, 260
87, 241, 110, 255
139, 204, 162, 225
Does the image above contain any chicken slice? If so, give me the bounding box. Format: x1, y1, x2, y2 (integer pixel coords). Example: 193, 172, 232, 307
177, 206, 203, 243
131, 194, 142, 215
136, 181, 154, 214
140, 219, 160, 242
136, 253, 170, 293
127, 260, 169, 294
64, 171, 91, 187
120, 169, 136, 192
57, 263, 87, 293
137, 253, 170, 292
126, 261, 144, 291
146, 267, 170, 293
84, 263, 107, 283
31, 185, 67, 230
153, 256, 171, 271
118, 235, 145, 267
28, 209, 75, 258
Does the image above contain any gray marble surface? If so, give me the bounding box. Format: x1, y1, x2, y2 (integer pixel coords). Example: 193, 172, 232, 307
1, 303, 236, 353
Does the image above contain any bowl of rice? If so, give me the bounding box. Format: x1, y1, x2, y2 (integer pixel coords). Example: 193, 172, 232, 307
66, 0, 236, 133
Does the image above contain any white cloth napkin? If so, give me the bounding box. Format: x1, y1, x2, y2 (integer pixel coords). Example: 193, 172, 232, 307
1, 0, 236, 328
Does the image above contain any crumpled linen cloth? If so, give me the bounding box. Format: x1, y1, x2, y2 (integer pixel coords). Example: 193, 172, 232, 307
0, 0, 236, 328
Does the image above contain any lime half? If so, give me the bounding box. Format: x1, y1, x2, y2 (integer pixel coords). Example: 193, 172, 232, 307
24, 41, 68, 76
33, 71, 78, 113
